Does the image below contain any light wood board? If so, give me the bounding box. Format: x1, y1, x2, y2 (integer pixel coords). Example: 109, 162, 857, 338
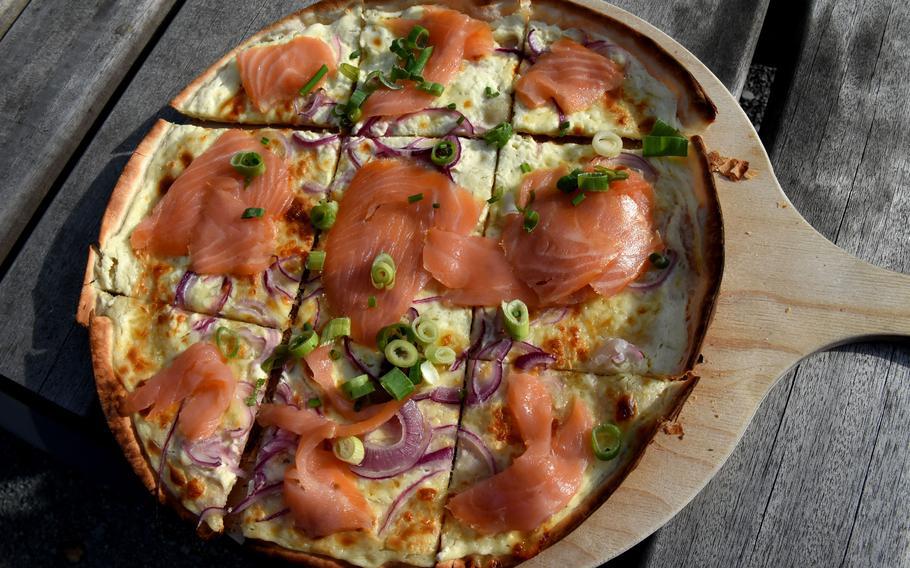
522, 2, 910, 566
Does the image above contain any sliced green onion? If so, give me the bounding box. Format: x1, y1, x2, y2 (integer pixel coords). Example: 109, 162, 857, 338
320, 317, 351, 344
591, 422, 622, 460
306, 250, 325, 271
406, 25, 429, 48
244, 377, 266, 407
389, 65, 411, 82
260, 137, 270, 146
431, 140, 456, 166
593, 130, 622, 158
571, 193, 586, 206
307, 397, 322, 408
419, 360, 440, 385
445, 102, 457, 110
523, 210, 539, 233
311, 200, 338, 230
519, 162, 532, 174
365, 69, 403, 91
230, 151, 266, 181
650, 119, 682, 137
333, 436, 365, 465
390, 37, 409, 58
417, 81, 444, 96
214, 326, 241, 358
299, 64, 329, 97
329, 349, 342, 360
288, 330, 319, 358
642, 135, 688, 157
425, 345, 456, 366
408, 193, 424, 203
260, 345, 288, 373
342, 374, 375, 400
376, 323, 418, 351
241, 207, 265, 219
487, 187, 503, 204
349, 49, 361, 60
557, 168, 582, 193
339, 62, 360, 81
501, 299, 530, 341
408, 360, 423, 385
384, 339, 419, 368
348, 88, 369, 109
379, 367, 415, 400
558, 120, 571, 137
649, 251, 671, 269
483, 86, 500, 98
483, 122, 513, 149
370, 252, 396, 290
411, 316, 439, 345
368, 295, 377, 308
408, 46, 434, 76
347, 106, 363, 123
577, 172, 612, 191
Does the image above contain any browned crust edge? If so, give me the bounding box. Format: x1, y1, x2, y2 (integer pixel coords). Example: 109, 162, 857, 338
77, 247, 99, 327
531, 0, 717, 130
443, 373, 700, 568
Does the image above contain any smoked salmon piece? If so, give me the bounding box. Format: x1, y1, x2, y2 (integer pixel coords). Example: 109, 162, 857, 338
361, 7, 494, 119
130, 130, 290, 276
447, 371, 593, 533
322, 159, 483, 345
237, 36, 337, 112
120, 342, 237, 440
423, 228, 536, 307
515, 38, 624, 114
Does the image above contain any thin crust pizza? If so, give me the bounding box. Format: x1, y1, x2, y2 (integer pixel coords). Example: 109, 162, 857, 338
78, 1, 724, 567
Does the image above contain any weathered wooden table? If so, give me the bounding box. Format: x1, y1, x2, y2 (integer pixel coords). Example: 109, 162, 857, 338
0, 0, 906, 566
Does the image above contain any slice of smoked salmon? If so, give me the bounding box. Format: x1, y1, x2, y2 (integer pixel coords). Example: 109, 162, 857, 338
131, 129, 290, 276
447, 371, 593, 533
361, 7, 493, 119
423, 228, 536, 307
121, 342, 237, 440
237, 36, 337, 112
515, 38, 624, 114
322, 159, 483, 345
501, 167, 659, 304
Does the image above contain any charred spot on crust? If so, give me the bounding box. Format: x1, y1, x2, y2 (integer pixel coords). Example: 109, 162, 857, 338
219, 92, 246, 120
186, 478, 205, 500
417, 488, 437, 502
158, 174, 175, 195
490, 404, 522, 445
169, 465, 187, 487
616, 393, 638, 422
178, 150, 194, 169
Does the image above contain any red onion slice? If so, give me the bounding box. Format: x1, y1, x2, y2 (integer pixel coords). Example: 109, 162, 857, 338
297, 89, 332, 120
605, 153, 659, 182
526, 28, 545, 59
232, 300, 279, 327
511, 341, 544, 356
590, 338, 645, 370
476, 338, 512, 361
379, 468, 447, 534
263, 268, 294, 301
391, 107, 476, 137
350, 400, 431, 479
293, 132, 340, 148
156, 401, 183, 493
457, 426, 498, 475
196, 506, 225, 530
229, 481, 283, 516
258, 507, 290, 522
273, 256, 302, 282
182, 438, 223, 469
191, 316, 217, 335
467, 359, 504, 405
173, 271, 197, 309
413, 387, 462, 405
628, 249, 677, 290
495, 46, 522, 56
514, 352, 557, 370
415, 446, 455, 467
343, 336, 377, 380
533, 307, 568, 326
413, 295, 441, 304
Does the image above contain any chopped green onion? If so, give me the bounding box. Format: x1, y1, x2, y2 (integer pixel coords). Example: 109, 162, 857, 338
333, 436, 365, 464
408, 193, 424, 203
244, 377, 266, 406
649, 251, 671, 269
347, 106, 363, 123
379, 367, 415, 400
557, 168, 582, 193
425, 345, 456, 366
642, 135, 688, 157
329, 349, 342, 360
592, 130, 622, 158
349, 49, 361, 60
288, 330, 319, 358
558, 120, 571, 137
320, 317, 351, 344
376, 323, 417, 351
483, 86, 500, 98
406, 25, 429, 48
384, 339, 419, 368
411, 316, 439, 345
487, 187, 503, 204
577, 172, 613, 191
501, 299, 530, 341
339, 62, 360, 82
571, 193, 586, 206
303, 322, 313, 332
307, 397, 322, 408
368, 295, 377, 308
260, 345, 288, 373
390, 37, 409, 58
306, 250, 325, 271
408, 46, 434, 76
260, 137, 270, 146
389, 65, 411, 82
650, 119, 682, 137
523, 210, 540, 233
371, 252, 396, 290
348, 88, 369, 109
417, 81, 444, 96
431, 140, 456, 166
408, 360, 423, 385
214, 326, 241, 358
419, 360, 440, 385
591, 422, 622, 460
456, 115, 465, 126
483, 122, 513, 149
230, 151, 266, 182
241, 207, 265, 219
342, 374, 375, 400
445, 102, 457, 110
519, 162, 532, 174
311, 200, 338, 230
299, 64, 329, 97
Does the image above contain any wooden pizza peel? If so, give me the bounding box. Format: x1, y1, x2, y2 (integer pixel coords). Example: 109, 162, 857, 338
522, 2, 910, 566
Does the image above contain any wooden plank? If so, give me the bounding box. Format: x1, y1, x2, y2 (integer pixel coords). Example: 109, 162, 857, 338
614, 0, 770, 95
0, 0, 311, 417
639, 0, 910, 565
0, 0, 178, 264
0, 0, 30, 40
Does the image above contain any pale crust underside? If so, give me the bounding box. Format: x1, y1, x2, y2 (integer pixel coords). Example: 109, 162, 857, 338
81, 0, 724, 566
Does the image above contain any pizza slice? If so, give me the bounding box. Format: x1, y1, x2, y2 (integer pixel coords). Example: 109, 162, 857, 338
511, 0, 716, 137
81, 291, 280, 533
349, 1, 527, 137
79, 120, 340, 330
171, 2, 362, 127
425, 133, 722, 377
438, 362, 695, 566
